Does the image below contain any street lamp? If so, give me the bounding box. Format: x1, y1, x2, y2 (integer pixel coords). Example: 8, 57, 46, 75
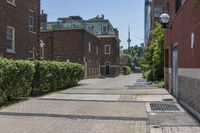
159, 13, 172, 28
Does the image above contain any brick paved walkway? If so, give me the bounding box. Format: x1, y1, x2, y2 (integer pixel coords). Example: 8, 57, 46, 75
0, 74, 199, 133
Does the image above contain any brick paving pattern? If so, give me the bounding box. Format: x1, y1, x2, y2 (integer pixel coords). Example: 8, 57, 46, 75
0, 74, 199, 133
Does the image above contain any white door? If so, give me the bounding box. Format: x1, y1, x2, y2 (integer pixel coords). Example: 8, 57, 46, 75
172, 48, 178, 98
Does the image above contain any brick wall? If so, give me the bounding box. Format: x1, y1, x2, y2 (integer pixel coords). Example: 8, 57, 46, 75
164, 0, 200, 68
40, 29, 101, 78
99, 37, 120, 76
83, 30, 101, 78
41, 29, 85, 63
0, 0, 40, 59
164, 0, 200, 115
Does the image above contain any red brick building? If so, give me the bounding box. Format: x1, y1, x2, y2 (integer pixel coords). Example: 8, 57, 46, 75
86, 16, 120, 77
99, 36, 120, 77
40, 15, 120, 78
164, 0, 200, 119
0, 0, 40, 59
40, 29, 101, 78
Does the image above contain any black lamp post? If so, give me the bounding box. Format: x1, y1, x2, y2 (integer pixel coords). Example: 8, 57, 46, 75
159, 13, 172, 29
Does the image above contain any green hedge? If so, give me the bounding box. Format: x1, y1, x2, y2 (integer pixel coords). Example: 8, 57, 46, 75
122, 66, 132, 75
0, 58, 84, 105
32, 61, 84, 94
0, 58, 35, 105
144, 69, 153, 81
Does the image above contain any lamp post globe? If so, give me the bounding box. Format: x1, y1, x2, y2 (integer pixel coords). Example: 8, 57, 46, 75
160, 13, 171, 28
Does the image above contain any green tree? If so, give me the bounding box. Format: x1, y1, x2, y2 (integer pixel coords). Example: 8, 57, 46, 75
140, 23, 164, 81
151, 23, 164, 81
123, 45, 144, 67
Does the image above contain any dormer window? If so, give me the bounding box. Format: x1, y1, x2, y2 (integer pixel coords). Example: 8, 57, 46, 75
102, 25, 108, 33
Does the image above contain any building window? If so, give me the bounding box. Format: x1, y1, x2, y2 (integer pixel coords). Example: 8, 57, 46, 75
154, 5, 162, 18
102, 25, 108, 33
6, 26, 15, 53
105, 45, 110, 54
89, 42, 91, 53
29, 15, 35, 32
40, 40, 45, 59
191, 32, 195, 49
96, 46, 98, 55
6, 0, 15, 6
176, 0, 186, 12
29, 10, 36, 32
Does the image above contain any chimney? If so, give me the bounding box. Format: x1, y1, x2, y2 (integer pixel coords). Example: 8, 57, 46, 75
102, 14, 104, 19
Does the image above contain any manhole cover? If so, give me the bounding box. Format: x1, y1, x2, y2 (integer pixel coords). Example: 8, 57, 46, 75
146, 103, 184, 112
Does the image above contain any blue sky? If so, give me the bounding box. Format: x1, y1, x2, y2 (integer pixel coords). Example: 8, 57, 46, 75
41, 0, 145, 49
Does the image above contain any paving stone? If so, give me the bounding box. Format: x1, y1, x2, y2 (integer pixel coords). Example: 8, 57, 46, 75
149, 112, 199, 126
41, 94, 120, 101
118, 95, 136, 101
0, 100, 148, 119
162, 126, 200, 133
60, 89, 169, 95
0, 74, 199, 133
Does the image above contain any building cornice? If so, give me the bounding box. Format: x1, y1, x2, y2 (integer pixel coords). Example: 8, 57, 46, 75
97, 35, 121, 42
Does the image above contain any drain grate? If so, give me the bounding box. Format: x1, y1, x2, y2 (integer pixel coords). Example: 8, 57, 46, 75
147, 103, 184, 112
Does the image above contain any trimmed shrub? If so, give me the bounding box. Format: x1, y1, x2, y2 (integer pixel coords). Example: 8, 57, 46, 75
32, 60, 84, 95
145, 69, 153, 82
122, 66, 132, 75
154, 80, 165, 88
0, 58, 35, 105
0, 57, 84, 105
141, 64, 150, 73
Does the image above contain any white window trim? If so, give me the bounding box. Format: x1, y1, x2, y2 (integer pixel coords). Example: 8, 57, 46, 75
40, 40, 45, 59
102, 25, 108, 33
29, 15, 35, 33
89, 42, 91, 53
191, 32, 195, 49
105, 45, 110, 54
6, 0, 16, 6
6, 26, 15, 53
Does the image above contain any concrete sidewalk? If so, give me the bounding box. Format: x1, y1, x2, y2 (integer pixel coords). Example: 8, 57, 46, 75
0, 74, 199, 133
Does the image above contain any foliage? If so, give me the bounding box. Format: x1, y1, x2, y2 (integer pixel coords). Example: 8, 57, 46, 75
123, 45, 144, 67
144, 69, 154, 82
0, 58, 35, 105
154, 80, 165, 88
140, 23, 164, 82
0, 57, 84, 105
122, 66, 132, 75
32, 61, 84, 94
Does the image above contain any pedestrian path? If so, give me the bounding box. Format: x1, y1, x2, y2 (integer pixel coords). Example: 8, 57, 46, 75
0, 74, 199, 133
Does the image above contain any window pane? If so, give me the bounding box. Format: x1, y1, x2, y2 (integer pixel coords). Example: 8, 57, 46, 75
6, 39, 13, 50
6, 27, 14, 51
29, 15, 35, 32
6, 28, 13, 39
105, 46, 110, 54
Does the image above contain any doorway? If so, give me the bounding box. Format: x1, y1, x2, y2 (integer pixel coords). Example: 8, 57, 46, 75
105, 61, 110, 76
